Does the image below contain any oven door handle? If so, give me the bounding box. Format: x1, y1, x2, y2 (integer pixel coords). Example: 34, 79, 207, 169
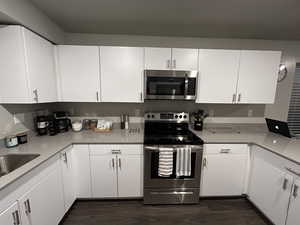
150, 191, 194, 195
144, 146, 160, 151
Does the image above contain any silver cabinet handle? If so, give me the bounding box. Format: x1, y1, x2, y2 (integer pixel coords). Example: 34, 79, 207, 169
203, 157, 207, 168
293, 185, 299, 198
282, 178, 288, 190
140, 92, 143, 101
285, 167, 300, 177
238, 93, 241, 102
118, 158, 121, 169
167, 60, 171, 69
33, 89, 38, 103
220, 149, 231, 153
24, 199, 31, 215
62, 152, 68, 164
12, 210, 20, 225
173, 60, 176, 69
96, 91, 99, 102
112, 158, 115, 168
232, 94, 236, 103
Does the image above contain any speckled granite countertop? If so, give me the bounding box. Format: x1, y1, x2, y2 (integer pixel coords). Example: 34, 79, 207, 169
1, 123, 300, 191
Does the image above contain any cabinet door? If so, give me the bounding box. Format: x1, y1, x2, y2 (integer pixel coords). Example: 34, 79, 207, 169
60, 147, 76, 212
24, 28, 57, 103
0, 202, 21, 225
197, 49, 240, 103
100, 46, 144, 102
145, 47, 172, 70
0, 26, 31, 103
248, 149, 291, 225
172, 48, 198, 70
237, 50, 281, 104
57, 45, 100, 102
118, 155, 143, 197
286, 179, 300, 225
19, 161, 65, 225
91, 155, 118, 198
200, 153, 247, 196
72, 145, 92, 198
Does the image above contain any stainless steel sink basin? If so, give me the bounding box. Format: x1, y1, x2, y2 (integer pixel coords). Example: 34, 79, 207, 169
0, 154, 40, 177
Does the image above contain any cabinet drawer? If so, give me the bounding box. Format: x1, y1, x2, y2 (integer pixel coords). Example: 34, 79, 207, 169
89, 144, 143, 155
204, 144, 248, 155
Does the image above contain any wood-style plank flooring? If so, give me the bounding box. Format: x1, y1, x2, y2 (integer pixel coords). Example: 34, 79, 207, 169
60, 199, 271, 225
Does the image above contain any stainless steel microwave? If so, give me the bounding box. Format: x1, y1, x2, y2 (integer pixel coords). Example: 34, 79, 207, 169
144, 70, 198, 100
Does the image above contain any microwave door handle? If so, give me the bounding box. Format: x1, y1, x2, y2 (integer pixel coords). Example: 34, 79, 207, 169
184, 75, 188, 98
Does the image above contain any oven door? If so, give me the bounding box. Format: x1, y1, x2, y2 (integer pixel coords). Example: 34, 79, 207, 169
144, 145, 203, 189
144, 70, 197, 100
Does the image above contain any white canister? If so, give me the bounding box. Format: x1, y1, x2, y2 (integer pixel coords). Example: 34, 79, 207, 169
5, 135, 19, 148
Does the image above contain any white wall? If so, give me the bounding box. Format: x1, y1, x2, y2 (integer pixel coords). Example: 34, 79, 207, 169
0, 0, 64, 43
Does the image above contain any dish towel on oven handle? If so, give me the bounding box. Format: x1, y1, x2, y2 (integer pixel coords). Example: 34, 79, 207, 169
176, 147, 192, 177
158, 147, 174, 177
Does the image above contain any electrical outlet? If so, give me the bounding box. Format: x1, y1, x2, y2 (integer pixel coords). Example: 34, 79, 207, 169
248, 109, 253, 117
134, 109, 140, 117
13, 114, 21, 124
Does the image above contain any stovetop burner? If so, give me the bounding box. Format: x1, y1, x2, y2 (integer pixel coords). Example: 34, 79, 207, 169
144, 112, 204, 145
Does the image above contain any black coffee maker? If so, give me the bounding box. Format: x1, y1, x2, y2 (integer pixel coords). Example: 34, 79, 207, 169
54, 111, 71, 133
192, 110, 208, 131
36, 116, 49, 136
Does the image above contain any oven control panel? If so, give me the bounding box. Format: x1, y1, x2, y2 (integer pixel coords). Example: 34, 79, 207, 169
145, 112, 189, 122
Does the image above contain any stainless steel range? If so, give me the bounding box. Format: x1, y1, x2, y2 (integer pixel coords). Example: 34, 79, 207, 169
143, 112, 204, 205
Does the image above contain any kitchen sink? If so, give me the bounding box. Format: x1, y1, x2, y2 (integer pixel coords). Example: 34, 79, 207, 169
0, 154, 40, 177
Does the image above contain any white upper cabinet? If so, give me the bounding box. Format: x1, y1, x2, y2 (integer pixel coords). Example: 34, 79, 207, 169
197, 49, 240, 103
197, 49, 281, 104
0, 25, 57, 103
145, 47, 172, 70
145, 47, 198, 70
23, 29, 57, 103
236, 50, 281, 104
100, 46, 144, 102
56, 45, 100, 102
171, 48, 198, 70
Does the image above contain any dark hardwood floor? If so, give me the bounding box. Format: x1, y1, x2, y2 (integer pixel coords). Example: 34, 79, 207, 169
60, 199, 271, 225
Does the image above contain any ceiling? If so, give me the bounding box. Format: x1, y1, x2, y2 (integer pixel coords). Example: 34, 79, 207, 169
29, 0, 300, 40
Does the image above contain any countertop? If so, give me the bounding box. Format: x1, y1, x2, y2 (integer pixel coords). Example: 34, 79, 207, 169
1, 123, 300, 191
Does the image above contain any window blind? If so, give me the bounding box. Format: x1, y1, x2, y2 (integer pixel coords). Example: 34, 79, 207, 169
287, 63, 300, 134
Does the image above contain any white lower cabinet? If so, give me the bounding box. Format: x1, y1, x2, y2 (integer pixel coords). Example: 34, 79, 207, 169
118, 154, 143, 197
0, 202, 20, 225
286, 178, 300, 225
60, 146, 76, 212
91, 154, 118, 198
18, 160, 65, 225
90, 144, 143, 198
72, 145, 92, 198
248, 145, 300, 225
200, 144, 249, 197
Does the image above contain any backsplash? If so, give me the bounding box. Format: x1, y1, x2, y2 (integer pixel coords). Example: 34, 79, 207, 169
50, 101, 265, 117
0, 101, 265, 138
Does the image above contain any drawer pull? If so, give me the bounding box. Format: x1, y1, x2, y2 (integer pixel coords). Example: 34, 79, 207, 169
220, 149, 231, 153
282, 178, 288, 190
293, 185, 299, 198
112, 150, 121, 154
